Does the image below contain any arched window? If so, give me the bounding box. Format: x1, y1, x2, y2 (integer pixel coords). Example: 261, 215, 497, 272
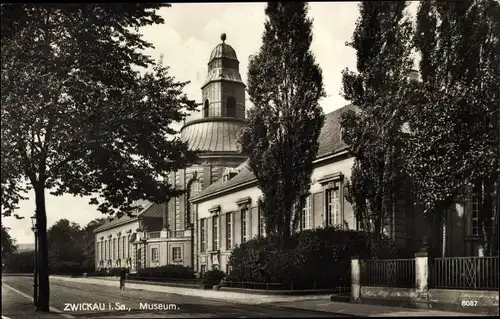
226, 96, 236, 117
188, 180, 202, 225
204, 99, 209, 118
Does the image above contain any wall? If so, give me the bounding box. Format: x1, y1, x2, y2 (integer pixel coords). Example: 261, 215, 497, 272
94, 219, 139, 270
195, 154, 359, 273
145, 238, 192, 269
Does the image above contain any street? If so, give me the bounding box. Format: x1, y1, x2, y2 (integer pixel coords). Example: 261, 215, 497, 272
1, 276, 340, 318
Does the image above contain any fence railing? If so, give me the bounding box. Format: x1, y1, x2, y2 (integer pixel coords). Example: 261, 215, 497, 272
221, 281, 289, 290
169, 230, 186, 238
127, 275, 201, 285
147, 231, 161, 239
431, 256, 499, 291
361, 258, 415, 288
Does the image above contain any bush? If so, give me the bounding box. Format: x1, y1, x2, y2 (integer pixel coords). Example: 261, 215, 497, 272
3, 251, 34, 273
227, 227, 407, 290
86, 267, 128, 277
49, 261, 93, 275
202, 269, 225, 287
136, 264, 195, 279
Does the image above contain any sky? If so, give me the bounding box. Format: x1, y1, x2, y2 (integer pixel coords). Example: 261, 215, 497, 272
3, 2, 419, 244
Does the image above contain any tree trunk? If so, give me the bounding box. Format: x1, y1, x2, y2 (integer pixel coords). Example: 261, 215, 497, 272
35, 185, 50, 312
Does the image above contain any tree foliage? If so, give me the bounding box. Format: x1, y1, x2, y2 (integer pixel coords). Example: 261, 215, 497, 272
238, 2, 325, 248
47, 219, 84, 263
1, 4, 198, 311
340, 1, 414, 239
47, 218, 106, 269
1, 225, 17, 260
406, 0, 500, 256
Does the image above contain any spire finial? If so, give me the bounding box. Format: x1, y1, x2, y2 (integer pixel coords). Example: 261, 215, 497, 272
221, 33, 227, 43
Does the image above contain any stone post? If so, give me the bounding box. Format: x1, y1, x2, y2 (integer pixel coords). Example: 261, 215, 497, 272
351, 256, 361, 302
415, 236, 430, 309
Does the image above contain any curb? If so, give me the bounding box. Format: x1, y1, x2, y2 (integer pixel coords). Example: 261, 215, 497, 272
272, 305, 362, 317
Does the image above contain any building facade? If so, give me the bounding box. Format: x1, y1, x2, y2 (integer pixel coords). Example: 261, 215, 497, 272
94, 34, 497, 274
190, 105, 418, 275
94, 34, 247, 272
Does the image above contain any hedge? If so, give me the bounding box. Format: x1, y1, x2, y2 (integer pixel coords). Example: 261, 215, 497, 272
202, 269, 225, 287
129, 264, 195, 280
227, 227, 410, 290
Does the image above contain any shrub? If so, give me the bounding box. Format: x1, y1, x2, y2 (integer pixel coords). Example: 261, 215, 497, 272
3, 251, 34, 273
49, 261, 92, 275
227, 227, 406, 289
202, 269, 225, 287
136, 264, 195, 279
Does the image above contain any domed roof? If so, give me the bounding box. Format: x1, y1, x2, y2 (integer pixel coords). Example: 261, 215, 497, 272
208, 33, 238, 62
180, 118, 246, 154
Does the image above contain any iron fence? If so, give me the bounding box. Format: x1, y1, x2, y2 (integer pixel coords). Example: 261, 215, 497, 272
127, 275, 201, 285
361, 258, 415, 288
221, 281, 289, 290
431, 256, 498, 290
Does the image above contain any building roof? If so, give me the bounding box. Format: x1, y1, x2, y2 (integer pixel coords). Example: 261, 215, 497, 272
180, 118, 246, 154
191, 104, 355, 202
93, 202, 164, 233
209, 42, 238, 63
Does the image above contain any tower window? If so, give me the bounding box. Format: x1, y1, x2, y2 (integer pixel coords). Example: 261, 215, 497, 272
204, 99, 209, 118
226, 96, 236, 117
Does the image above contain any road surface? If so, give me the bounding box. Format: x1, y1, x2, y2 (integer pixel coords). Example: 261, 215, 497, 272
2, 276, 341, 318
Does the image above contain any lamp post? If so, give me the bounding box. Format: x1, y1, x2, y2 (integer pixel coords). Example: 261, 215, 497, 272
30, 215, 38, 307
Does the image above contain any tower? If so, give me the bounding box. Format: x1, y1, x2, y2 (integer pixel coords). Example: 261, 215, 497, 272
201, 33, 246, 119
180, 33, 247, 182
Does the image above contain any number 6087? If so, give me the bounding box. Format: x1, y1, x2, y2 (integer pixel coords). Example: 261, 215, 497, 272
461, 300, 478, 307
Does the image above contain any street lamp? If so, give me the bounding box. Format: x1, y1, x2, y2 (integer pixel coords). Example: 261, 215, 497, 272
30, 215, 38, 307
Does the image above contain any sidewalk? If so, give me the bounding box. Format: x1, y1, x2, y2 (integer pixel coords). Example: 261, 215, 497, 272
1, 283, 73, 319
270, 299, 487, 317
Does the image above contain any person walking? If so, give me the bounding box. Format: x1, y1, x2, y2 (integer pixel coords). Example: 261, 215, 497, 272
119, 268, 127, 290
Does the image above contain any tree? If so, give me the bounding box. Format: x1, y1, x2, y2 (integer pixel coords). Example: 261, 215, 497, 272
340, 1, 414, 242
239, 2, 325, 248
47, 219, 84, 264
80, 218, 107, 270
1, 225, 17, 260
1, 4, 199, 311
406, 0, 500, 256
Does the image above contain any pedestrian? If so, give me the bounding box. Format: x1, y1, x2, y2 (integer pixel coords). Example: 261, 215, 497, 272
119, 268, 127, 290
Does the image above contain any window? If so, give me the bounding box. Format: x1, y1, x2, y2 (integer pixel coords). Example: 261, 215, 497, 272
200, 219, 207, 252
212, 216, 219, 250
96, 242, 100, 261
175, 197, 180, 230
127, 235, 131, 258
113, 238, 117, 259
301, 195, 312, 230
172, 247, 182, 261
241, 208, 248, 243
326, 188, 340, 226
122, 237, 126, 258
104, 240, 108, 259
189, 181, 202, 225
204, 99, 209, 117
470, 184, 496, 236
151, 247, 159, 262
226, 96, 236, 117
118, 237, 121, 258
259, 207, 266, 237
226, 213, 232, 249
